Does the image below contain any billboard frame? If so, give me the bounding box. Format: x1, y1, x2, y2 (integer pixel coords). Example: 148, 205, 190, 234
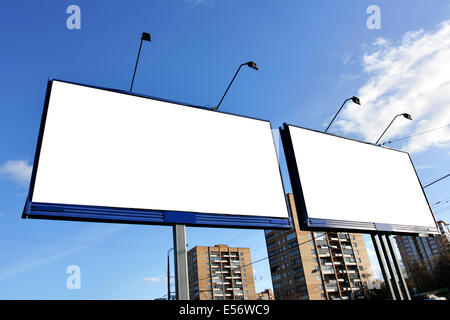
22, 79, 291, 230
280, 123, 439, 235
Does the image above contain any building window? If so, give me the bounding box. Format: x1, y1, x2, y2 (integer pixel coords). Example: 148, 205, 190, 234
359, 266, 364, 271
287, 233, 296, 241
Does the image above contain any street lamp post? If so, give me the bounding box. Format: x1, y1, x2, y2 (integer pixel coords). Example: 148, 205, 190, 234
130, 32, 152, 92
375, 113, 412, 145
325, 96, 361, 133
167, 247, 174, 300
211, 61, 259, 111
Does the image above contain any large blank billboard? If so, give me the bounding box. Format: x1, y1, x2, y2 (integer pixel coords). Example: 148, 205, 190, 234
23, 80, 290, 229
280, 124, 438, 235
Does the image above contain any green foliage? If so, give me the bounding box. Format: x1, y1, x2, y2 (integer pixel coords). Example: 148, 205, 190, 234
408, 252, 450, 294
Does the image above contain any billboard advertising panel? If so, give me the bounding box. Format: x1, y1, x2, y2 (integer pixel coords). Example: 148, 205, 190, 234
280, 124, 438, 235
22, 80, 290, 229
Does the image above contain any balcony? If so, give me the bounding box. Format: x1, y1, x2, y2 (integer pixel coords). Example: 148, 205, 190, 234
325, 285, 338, 292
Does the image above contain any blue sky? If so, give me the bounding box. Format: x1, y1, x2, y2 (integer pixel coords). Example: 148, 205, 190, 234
0, 0, 449, 299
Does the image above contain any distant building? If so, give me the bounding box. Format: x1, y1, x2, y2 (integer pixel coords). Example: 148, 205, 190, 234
257, 289, 275, 300
265, 194, 373, 300
395, 220, 450, 275
187, 244, 257, 300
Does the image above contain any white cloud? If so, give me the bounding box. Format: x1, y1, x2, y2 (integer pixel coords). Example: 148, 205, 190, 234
415, 164, 434, 170
0, 224, 127, 283
142, 276, 166, 283
186, 0, 212, 5
0, 160, 32, 187
335, 20, 450, 154
337, 73, 360, 88
341, 50, 353, 65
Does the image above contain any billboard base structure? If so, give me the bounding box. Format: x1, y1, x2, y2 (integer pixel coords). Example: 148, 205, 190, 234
371, 234, 411, 300
22, 202, 290, 230
173, 224, 189, 300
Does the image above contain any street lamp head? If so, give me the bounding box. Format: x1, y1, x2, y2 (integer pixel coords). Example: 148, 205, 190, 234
402, 113, 412, 120
351, 96, 361, 105
141, 32, 151, 42
245, 61, 259, 70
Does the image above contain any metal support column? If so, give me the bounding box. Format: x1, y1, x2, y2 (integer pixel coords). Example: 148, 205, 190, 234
385, 235, 411, 300
379, 234, 404, 300
371, 234, 396, 300
173, 224, 190, 300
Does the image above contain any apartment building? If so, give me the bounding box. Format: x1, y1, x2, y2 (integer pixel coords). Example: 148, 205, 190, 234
187, 244, 257, 300
265, 194, 373, 300
395, 220, 449, 275
257, 289, 275, 300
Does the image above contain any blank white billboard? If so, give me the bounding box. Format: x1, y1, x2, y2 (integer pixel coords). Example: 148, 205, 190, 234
28, 81, 289, 226
281, 125, 438, 234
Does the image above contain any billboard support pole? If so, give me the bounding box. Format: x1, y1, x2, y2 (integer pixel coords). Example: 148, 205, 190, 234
173, 224, 189, 300
371, 234, 396, 300
385, 235, 411, 300
379, 234, 404, 300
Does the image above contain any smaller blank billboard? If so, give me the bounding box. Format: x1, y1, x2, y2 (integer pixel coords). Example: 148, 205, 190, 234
280, 124, 438, 235
22, 80, 290, 229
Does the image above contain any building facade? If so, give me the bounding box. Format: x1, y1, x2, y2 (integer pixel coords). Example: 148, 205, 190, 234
395, 220, 450, 275
257, 289, 275, 300
265, 194, 373, 300
187, 244, 257, 300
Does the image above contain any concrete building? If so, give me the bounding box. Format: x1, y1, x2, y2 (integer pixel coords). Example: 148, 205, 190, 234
187, 244, 257, 300
395, 220, 450, 275
257, 289, 275, 300
265, 194, 373, 300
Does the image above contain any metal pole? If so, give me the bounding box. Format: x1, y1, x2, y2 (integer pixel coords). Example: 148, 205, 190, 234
385, 235, 411, 300
168, 253, 170, 300
130, 38, 143, 92
212, 64, 243, 111
371, 234, 396, 300
325, 98, 350, 133
173, 224, 189, 300
379, 234, 403, 300
375, 115, 399, 145
167, 248, 173, 300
